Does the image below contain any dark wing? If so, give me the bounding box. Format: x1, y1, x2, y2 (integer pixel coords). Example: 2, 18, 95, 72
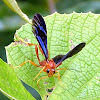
52, 42, 86, 65
52, 55, 64, 65
32, 13, 48, 59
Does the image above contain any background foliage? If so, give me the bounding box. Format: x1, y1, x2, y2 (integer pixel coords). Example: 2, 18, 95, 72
1, 0, 100, 100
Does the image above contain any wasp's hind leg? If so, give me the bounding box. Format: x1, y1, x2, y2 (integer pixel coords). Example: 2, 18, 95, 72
11, 60, 39, 68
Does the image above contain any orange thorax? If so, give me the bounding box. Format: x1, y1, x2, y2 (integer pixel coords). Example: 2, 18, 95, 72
39, 59, 56, 77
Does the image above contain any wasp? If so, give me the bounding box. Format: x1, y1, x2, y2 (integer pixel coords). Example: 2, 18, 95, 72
13, 13, 86, 88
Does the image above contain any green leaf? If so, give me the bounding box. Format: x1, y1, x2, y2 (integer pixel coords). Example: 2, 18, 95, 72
6, 12, 100, 99
0, 58, 35, 100
2, 0, 31, 24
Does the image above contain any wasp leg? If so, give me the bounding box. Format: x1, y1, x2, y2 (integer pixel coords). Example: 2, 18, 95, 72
53, 74, 58, 77
11, 60, 39, 68
54, 71, 62, 86
15, 34, 40, 62
57, 71, 61, 82
37, 76, 48, 89
33, 66, 46, 80
15, 34, 36, 46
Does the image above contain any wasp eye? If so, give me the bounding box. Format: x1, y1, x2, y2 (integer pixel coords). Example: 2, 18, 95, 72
47, 69, 50, 73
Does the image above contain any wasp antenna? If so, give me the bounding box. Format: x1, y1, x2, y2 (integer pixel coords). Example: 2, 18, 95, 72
67, 68, 81, 72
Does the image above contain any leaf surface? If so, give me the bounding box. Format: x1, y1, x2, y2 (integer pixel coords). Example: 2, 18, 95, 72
6, 12, 100, 99
0, 58, 35, 100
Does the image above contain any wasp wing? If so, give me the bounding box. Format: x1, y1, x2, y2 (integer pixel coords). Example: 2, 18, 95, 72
52, 55, 64, 65
32, 13, 48, 59
52, 42, 86, 65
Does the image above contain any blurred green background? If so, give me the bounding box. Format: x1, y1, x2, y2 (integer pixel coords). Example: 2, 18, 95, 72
1, 0, 100, 99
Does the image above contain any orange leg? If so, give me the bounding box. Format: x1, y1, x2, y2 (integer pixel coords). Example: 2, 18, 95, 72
33, 66, 46, 80
11, 60, 39, 68
15, 34, 47, 61
39, 45, 44, 56
54, 71, 62, 86
37, 76, 48, 89
15, 34, 40, 62
35, 45, 40, 62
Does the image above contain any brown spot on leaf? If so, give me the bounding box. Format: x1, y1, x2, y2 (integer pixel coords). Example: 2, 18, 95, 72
65, 34, 67, 37
96, 80, 100, 84
96, 76, 99, 79
69, 39, 73, 43
13, 38, 29, 46
44, 82, 49, 85
70, 33, 73, 36
24, 38, 28, 42
70, 44, 75, 49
